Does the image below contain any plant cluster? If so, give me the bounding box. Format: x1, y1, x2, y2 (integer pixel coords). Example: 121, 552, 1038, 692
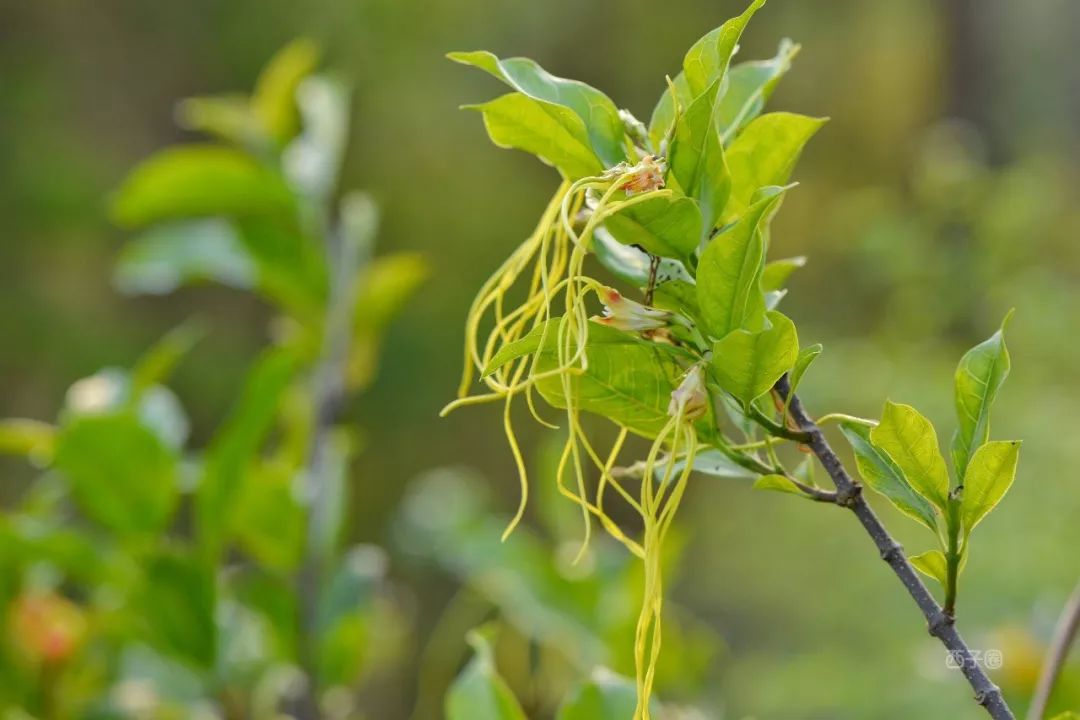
0, 41, 424, 717
445, 2, 1032, 718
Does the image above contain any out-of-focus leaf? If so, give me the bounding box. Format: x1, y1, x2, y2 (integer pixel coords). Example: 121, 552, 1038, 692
236, 216, 328, 321
114, 644, 208, 705
682, 0, 767, 98
63, 368, 189, 451
716, 39, 800, 142
114, 219, 257, 296
177, 94, 257, 146
534, 321, 686, 438
697, 190, 785, 339
54, 413, 179, 536
870, 401, 950, 510
317, 545, 395, 685
0, 419, 55, 463
234, 460, 304, 571
909, 550, 947, 587
669, 81, 729, 238
283, 75, 349, 199
138, 549, 216, 667
839, 422, 938, 531
710, 310, 798, 405
197, 347, 299, 559
349, 251, 429, 389
464, 93, 603, 179
961, 440, 1020, 536
445, 627, 527, 720
558, 667, 657, 720
761, 255, 806, 292
111, 145, 295, 228
449, 51, 626, 168
131, 321, 204, 398
602, 192, 702, 262
252, 38, 320, 144
396, 469, 610, 665
951, 313, 1012, 477
724, 113, 825, 220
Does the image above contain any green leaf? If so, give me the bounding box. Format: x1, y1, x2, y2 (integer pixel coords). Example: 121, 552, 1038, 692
951, 313, 1012, 478
647, 73, 690, 152
602, 192, 703, 261
465, 93, 603, 179
710, 310, 798, 405
1050, 713, 1080, 720
54, 412, 179, 536
534, 321, 688, 438
753, 473, 806, 497
787, 343, 822, 397
654, 447, 754, 481
197, 347, 299, 559
696, 190, 785, 339
449, 51, 626, 167
839, 421, 938, 531
870, 401, 950, 510
350, 251, 430, 389
682, 0, 767, 99
761, 255, 806, 292
716, 38, 800, 142
591, 228, 693, 287
252, 38, 320, 144
669, 80, 730, 238
482, 323, 547, 377
724, 112, 825, 220
139, 549, 216, 667
557, 668, 657, 720
909, 550, 948, 587
445, 628, 527, 720
111, 145, 295, 228
961, 440, 1020, 536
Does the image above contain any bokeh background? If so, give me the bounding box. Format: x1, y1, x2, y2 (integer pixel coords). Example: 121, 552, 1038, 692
3, 0, 1080, 718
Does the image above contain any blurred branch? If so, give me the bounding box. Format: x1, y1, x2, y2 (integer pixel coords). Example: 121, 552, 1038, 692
775, 374, 1017, 720
1028, 579, 1080, 720
292, 209, 370, 719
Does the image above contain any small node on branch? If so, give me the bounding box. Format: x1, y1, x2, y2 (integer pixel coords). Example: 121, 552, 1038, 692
879, 542, 905, 563
927, 610, 954, 638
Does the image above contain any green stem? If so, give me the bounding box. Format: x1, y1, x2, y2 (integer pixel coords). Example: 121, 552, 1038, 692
944, 494, 962, 617
748, 405, 813, 443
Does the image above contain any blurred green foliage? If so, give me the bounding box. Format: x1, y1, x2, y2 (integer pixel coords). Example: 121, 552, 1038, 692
3, 0, 1080, 718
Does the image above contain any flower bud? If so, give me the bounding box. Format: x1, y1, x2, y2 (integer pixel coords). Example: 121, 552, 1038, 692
603, 155, 666, 196
9, 591, 87, 664
668, 365, 708, 421
593, 287, 672, 332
